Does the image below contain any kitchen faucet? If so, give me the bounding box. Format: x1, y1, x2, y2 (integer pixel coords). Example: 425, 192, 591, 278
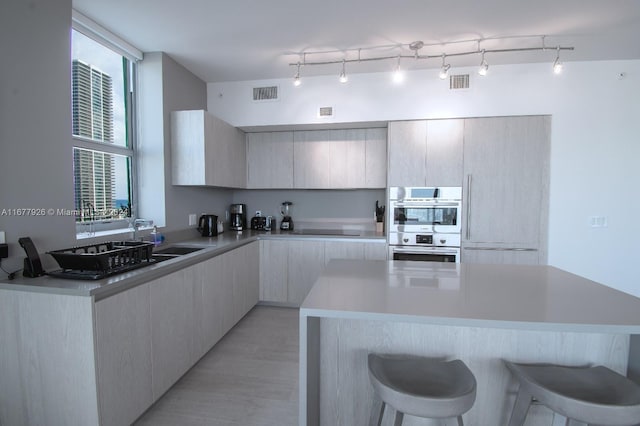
130, 218, 153, 241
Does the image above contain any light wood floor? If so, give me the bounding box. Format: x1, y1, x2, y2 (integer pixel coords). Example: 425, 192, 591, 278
135, 306, 299, 426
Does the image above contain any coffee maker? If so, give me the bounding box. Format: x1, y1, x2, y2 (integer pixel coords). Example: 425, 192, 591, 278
229, 204, 246, 231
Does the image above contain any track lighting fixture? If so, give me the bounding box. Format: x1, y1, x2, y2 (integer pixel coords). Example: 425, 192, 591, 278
478, 50, 488, 76
553, 46, 563, 74
339, 59, 348, 83
288, 35, 573, 83
293, 62, 301, 86
439, 54, 450, 80
392, 55, 404, 83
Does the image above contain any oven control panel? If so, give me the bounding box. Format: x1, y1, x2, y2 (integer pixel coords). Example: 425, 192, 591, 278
416, 234, 433, 244
389, 232, 461, 247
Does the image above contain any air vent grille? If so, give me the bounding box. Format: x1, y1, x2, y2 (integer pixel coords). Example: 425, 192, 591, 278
450, 74, 470, 89
252, 86, 278, 101
318, 106, 333, 117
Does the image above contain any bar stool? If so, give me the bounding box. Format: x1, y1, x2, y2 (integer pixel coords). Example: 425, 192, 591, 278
504, 361, 640, 426
367, 353, 477, 426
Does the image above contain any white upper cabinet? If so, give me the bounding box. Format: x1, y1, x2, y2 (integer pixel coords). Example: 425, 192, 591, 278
293, 130, 332, 188
387, 119, 463, 187
246, 131, 294, 188
171, 110, 246, 188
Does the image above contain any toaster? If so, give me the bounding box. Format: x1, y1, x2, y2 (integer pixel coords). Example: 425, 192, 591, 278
250, 216, 267, 230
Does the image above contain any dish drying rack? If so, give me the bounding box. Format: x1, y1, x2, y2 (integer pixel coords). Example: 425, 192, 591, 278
47, 241, 155, 280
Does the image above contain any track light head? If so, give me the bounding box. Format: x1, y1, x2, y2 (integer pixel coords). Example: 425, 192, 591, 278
293, 62, 301, 86
439, 54, 450, 80
478, 50, 488, 76
392, 55, 404, 83
339, 59, 348, 83
553, 47, 563, 74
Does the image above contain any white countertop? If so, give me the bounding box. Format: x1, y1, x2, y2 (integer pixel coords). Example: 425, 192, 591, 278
301, 260, 640, 333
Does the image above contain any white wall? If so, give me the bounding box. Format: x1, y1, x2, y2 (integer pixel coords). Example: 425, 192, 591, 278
208, 61, 640, 296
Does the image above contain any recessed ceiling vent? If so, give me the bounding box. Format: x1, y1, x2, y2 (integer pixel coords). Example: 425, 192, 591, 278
318, 106, 334, 118
252, 85, 278, 101
450, 74, 470, 90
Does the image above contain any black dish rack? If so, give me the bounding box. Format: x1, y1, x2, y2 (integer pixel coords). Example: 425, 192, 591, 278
48, 241, 156, 280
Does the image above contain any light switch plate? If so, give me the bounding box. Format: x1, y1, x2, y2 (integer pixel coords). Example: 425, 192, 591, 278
0, 231, 5, 244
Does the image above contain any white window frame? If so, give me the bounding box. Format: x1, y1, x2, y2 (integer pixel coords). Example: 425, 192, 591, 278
72, 11, 143, 239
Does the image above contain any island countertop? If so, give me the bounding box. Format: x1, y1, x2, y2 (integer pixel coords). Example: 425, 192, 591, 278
301, 260, 640, 333
299, 260, 640, 425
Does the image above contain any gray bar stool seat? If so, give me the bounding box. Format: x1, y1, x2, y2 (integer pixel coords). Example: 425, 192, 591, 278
505, 361, 640, 426
367, 354, 477, 426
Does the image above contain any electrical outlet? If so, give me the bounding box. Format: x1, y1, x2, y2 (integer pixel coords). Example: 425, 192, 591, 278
188, 214, 197, 226
0, 231, 5, 244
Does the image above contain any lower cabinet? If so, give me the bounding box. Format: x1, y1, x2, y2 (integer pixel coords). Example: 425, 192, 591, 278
462, 247, 540, 265
94, 241, 259, 425
94, 283, 153, 426
259, 239, 387, 305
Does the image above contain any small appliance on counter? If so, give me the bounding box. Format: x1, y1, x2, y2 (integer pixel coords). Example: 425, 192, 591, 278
229, 204, 247, 231
280, 201, 294, 231
251, 214, 267, 231
197, 214, 218, 237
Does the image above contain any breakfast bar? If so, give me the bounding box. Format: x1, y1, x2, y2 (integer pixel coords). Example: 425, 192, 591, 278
299, 260, 640, 426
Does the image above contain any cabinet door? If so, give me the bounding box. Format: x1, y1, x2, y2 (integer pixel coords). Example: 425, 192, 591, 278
200, 255, 225, 353
463, 116, 550, 247
462, 248, 540, 265
294, 130, 331, 188
259, 239, 289, 302
387, 120, 427, 187
210, 115, 246, 188
364, 242, 388, 260
171, 110, 207, 186
288, 240, 325, 305
94, 284, 152, 426
365, 128, 387, 188
328, 129, 366, 188
149, 268, 198, 399
246, 132, 294, 188
324, 241, 364, 265
425, 119, 464, 187
232, 242, 259, 323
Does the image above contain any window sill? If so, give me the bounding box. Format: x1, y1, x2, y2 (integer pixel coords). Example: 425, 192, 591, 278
76, 226, 154, 241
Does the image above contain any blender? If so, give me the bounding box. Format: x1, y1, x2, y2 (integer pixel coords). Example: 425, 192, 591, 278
280, 201, 294, 231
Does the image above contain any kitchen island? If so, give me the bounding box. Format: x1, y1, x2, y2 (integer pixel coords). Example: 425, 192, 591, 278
299, 260, 640, 426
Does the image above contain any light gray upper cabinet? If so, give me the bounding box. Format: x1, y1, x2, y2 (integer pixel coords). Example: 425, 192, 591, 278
292, 128, 387, 189
462, 116, 550, 260
171, 110, 246, 188
387, 119, 463, 187
246, 131, 294, 188
365, 128, 388, 188
425, 119, 464, 187
387, 120, 427, 187
293, 130, 332, 188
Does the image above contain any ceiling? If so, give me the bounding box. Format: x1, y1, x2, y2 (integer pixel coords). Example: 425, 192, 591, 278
72, 0, 640, 83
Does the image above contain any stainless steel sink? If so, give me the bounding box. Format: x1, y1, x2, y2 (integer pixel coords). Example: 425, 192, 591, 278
153, 246, 205, 255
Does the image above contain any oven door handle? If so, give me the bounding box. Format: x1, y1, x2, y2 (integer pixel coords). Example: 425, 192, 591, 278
392, 247, 459, 254
393, 202, 460, 208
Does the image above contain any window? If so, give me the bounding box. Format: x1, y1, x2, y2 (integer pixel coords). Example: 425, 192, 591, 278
71, 25, 137, 237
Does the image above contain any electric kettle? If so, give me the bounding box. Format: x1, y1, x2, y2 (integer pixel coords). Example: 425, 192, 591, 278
198, 214, 218, 237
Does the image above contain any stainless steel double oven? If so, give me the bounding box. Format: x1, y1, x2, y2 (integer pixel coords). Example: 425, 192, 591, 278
388, 187, 462, 263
